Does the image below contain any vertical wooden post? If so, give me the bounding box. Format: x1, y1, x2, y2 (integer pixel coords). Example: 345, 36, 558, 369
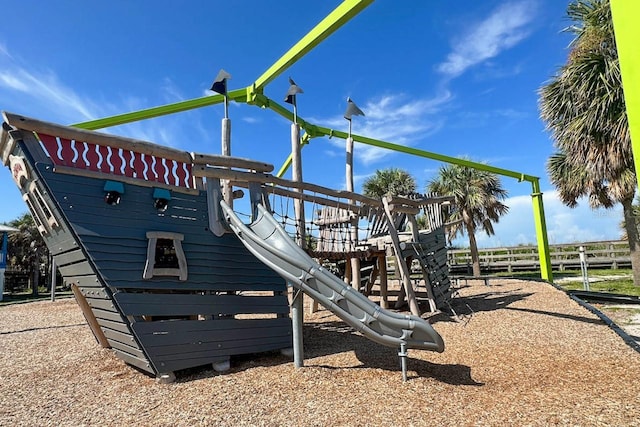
378, 254, 388, 309
382, 196, 420, 316
345, 135, 361, 291
221, 117, 233, 207
290, 123, 305, 368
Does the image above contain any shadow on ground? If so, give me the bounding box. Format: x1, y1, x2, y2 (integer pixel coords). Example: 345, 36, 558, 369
179, 318, 481, 385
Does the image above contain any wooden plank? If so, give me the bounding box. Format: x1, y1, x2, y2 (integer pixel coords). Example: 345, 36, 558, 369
85, 296, 117, 312
111, 348, 154, 374
58, 260, 95, 277
114, 293, 290, 317
146, 334, 291, 361
54, 248, 86, 266
92, 308, 127, 323
42, 228, 80, 255
0, 127, 16, 165
64, 275, 102, 288
111, 281, 286, 292
78, 286, 109, 299
148, 338, 294, 373
72, 284, 110, 349
102, 328, 139, 347
133, 317, 290, 335
193, 165, 380, 208
93, 318, 131, 334
39, 164, 206, 209
191, 153, 274, 172
138, 323, 291, 350
52, 165, 199, 196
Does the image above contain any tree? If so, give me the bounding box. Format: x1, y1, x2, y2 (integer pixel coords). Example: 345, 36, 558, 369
7, 213, 48, 295
620, 194, 640, 241
362, 168, 416, 199
428, 163, 509, 277
538, 0, 640, 285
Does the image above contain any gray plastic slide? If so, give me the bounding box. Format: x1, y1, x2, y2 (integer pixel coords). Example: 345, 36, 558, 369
221, 202, 444, 352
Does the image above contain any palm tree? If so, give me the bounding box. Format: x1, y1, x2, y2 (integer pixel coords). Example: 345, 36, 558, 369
7, 213, 48, 295
362, 168, 416, 199
539, 0, 640, 285
619, 194, 640, 241
428, 163, 509, 277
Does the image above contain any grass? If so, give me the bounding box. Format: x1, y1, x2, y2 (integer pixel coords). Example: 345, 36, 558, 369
495, 268, 640, 297
0, 289, 73, 306
558, 279, 639, 295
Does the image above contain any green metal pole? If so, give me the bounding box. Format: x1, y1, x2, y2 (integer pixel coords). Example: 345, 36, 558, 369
530, 179, 553, 281
611, 0, 640, 190
252, 0, 374, 91
276, 133, 311, 178
274, 120, 536, 182
71, 90, 246, 130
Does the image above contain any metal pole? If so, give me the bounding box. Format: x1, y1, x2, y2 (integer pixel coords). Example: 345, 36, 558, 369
290, 122, 305, 368
0, 268, 4, 302
398, 343, 408, 382
50, 256, 56, 302
579, 246, 590, 291
0, 232, 6, 302
530, 180, 553, 282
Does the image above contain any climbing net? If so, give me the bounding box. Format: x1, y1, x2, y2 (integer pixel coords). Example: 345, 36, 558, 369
259, 182, 388, 259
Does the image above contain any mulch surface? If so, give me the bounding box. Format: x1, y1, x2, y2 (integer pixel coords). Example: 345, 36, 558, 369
1, 278, 639, 426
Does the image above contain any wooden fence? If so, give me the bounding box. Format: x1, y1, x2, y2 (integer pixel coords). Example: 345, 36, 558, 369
447, 240, 631, 274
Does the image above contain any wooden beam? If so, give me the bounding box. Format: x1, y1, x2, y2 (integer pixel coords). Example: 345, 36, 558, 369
71, 284, 110, 349
3, 112, 192, 163
191, 152, 274, 172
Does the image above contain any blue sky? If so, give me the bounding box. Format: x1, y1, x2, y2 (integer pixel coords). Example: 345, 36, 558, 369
0, 0, 624, 247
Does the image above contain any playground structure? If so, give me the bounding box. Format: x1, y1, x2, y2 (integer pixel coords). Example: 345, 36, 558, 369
0, 111, 447, 381
0, 0, 580, 381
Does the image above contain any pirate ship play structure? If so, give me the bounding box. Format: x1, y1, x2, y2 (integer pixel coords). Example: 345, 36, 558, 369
0, 111, 451, 380
0, 0, 555, 381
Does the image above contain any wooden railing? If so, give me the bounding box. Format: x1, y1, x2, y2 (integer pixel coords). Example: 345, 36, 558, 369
447, 240, 632, 274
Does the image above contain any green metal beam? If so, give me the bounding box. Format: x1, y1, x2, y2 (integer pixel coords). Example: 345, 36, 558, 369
252, 0, 374, 91
71, 89, 247, 130
611, 0, 640, 190
275, 123, 537, 183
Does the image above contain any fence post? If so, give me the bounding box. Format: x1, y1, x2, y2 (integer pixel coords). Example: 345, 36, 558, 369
579, 246, 589, 291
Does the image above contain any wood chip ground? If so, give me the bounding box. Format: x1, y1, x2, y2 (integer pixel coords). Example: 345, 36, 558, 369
1, 278, 639, 426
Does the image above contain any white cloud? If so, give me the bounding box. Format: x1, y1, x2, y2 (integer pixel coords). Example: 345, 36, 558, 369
242, 116, 260, 124
437, 1, 536, 79
319, 91, 451, 165
0, 42, 11, 59
0, 43, 213, 152
159, 77, 184, 103
452, 190, 624, 248
0, 47, 97, 121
